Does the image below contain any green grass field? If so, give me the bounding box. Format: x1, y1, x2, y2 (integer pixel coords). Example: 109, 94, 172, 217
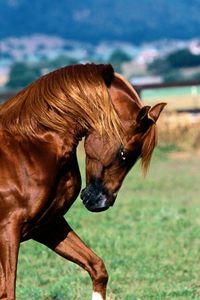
142, 86, 200, 111
16, 147, 200, 300
142, 86, 200, 100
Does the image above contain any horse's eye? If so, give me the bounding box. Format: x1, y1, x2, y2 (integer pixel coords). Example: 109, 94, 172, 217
120, 149, 126, 161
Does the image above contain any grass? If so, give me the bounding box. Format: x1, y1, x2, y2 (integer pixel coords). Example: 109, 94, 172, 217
16, 147, 200, 300
142, 86, 200, 111
142, 86, 200, 100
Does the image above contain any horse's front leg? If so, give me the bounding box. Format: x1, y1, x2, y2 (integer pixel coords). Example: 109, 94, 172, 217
0, 218, 21, 300
33, 217, 108, 300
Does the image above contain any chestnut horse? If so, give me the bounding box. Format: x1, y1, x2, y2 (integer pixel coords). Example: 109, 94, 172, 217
0, 64, 165, 300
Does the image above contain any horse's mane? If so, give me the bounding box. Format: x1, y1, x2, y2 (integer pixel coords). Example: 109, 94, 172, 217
141, 124, 157, 175
0, 64, 122, 142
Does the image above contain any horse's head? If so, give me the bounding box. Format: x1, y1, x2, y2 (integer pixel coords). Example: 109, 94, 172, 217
81, 70, 166, 212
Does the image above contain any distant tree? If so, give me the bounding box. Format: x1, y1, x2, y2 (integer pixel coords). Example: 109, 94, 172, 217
108, 49, 131, 72
148, 57, 172, 75
167, 49, 200, 68
7, 62, 42, 89
149, 49, 200, 76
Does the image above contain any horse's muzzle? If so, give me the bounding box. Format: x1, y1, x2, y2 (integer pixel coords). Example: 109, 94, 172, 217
80, 179, 116, 213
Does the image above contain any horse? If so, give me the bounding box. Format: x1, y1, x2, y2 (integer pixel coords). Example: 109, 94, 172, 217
0, 63, 166, 300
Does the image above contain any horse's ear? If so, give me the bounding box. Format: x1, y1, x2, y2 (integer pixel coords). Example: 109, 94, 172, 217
148, 102, 167, 123
137, 102, 166, 126
100, 64, 114, 87
136, 105, 151, 123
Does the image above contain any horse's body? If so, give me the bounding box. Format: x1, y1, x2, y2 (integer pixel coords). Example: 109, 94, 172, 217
0, 64, 165, 300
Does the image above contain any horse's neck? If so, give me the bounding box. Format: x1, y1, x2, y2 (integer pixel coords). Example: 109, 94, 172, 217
39, 130, 80, 162
109, 77, 141, 122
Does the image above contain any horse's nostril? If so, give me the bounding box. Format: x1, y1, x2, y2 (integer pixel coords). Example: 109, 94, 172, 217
80, 188, 92, 206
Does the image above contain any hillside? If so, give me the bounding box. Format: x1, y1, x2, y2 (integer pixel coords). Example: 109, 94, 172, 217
0, 0, 200, 43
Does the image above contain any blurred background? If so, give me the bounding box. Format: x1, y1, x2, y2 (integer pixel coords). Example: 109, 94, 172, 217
0, 0, 200, 150
1, 1, 200, 299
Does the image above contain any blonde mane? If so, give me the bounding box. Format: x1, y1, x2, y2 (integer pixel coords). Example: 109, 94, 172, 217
0, 64, 123, 141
